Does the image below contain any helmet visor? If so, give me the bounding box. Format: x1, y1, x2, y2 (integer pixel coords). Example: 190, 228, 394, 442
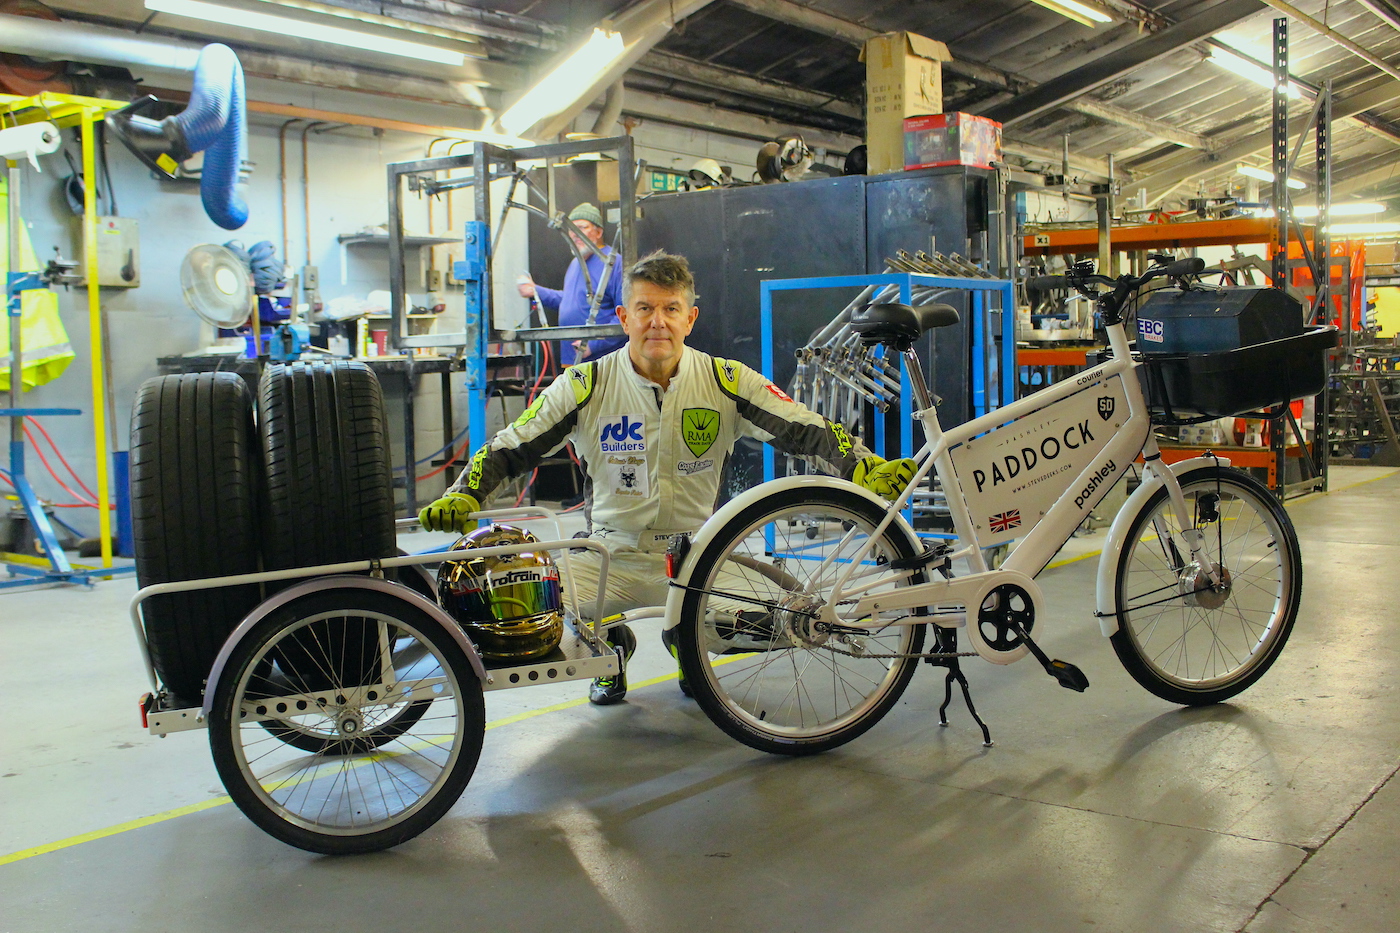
474, 569, 561, 623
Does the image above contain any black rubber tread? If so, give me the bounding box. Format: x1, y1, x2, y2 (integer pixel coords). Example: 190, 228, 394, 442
258, 360, 396, 572
1110, 466, 1302, 705
130, 373, 261, 702
677, 485, 927, 756
258, 361, 396, 688
208, 589, 484, 854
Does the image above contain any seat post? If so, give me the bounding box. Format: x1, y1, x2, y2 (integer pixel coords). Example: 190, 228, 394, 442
901, 346, 936, 412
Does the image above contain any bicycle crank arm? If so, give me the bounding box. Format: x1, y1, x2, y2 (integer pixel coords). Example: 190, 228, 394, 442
1004, 616, 1089, 693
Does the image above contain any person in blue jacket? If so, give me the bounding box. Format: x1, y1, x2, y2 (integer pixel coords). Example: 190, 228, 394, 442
516, 202, 625, 365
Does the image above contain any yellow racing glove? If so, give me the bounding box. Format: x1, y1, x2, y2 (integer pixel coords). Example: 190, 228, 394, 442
852, 456, 918, 501
418, 492, 480, 533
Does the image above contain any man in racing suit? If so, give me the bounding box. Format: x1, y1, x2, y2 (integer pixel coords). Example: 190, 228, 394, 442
419, 251, 917, 704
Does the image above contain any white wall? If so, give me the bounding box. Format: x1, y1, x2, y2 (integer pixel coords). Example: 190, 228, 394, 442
7, 78, 808, 536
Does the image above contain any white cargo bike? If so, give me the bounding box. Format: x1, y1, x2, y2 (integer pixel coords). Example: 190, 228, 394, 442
131, 260, 1332, 853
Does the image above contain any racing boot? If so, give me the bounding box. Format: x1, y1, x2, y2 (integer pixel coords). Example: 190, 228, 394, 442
589, 623, 637, 705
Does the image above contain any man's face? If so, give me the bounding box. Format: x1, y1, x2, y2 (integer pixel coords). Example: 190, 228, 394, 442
617, 280, 698, 371
568, 220, 604, 253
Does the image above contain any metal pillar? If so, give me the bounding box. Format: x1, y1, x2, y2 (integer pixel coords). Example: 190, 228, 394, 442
1271, 17, 1289, 289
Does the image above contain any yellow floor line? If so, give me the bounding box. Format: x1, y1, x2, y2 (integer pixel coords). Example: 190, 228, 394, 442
0, 797, 231, 866
15, 470, 1397, 866
0, 668, 691, 866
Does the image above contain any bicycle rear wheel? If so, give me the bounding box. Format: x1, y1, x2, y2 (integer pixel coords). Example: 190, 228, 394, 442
1111, 466, 1301, 705
208, 589, 484, 854
675, 485, 926, 755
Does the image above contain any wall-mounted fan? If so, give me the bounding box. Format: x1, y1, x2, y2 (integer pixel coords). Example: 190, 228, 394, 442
180, 244, 251, 350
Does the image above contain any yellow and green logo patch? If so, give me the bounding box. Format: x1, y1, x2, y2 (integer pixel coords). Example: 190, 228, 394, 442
682, 408, 720, 458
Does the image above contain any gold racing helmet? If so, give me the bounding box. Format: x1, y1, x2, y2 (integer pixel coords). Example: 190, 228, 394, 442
436, 524, 564, 661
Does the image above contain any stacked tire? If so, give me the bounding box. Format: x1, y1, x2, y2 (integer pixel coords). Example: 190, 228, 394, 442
258, 360, 396, 688
130, 373, 262, 704
131, 360, 397, 701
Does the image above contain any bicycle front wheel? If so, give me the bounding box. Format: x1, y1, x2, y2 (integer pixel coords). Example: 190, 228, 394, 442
1111, 466, 1302, 705
208, 589, 484, 854
676, 485, 927, 755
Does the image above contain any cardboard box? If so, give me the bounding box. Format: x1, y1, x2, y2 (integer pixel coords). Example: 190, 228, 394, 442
860, 32, 951, 175
904, 113, 1003, 170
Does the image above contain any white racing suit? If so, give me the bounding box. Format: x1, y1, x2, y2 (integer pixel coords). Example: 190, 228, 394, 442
447, 346, 873, 619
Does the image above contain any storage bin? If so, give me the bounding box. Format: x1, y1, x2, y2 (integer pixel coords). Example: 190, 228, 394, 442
1136, 325, 1337, 423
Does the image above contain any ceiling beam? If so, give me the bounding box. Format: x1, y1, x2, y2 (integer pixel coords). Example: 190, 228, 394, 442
1354, 0, 1400, 32
1332, 159, 1400, 199
981, 0, 1265, 126
1255, 0, 1400, 83
633, 49, 861, 120
1065, 98, 1213, 150
726, 0, 1213, 151
618, 86, 860, 153
1133, 77, 1400, 199
725, 0, 873, 45
522, 0, 717, 140
1001, 138, 1120, 182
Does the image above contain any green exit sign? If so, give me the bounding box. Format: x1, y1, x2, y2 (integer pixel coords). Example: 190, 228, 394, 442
649, 171, 685, 192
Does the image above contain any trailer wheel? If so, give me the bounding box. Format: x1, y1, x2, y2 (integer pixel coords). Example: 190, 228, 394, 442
208, 587, 484, 854
130, 373, 261, 703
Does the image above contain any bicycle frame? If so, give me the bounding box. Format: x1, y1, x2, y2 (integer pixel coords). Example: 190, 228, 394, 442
820, 316, 1214, 634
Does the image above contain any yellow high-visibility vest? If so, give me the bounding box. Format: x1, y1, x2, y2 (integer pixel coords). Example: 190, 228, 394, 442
0, 176, 75, 392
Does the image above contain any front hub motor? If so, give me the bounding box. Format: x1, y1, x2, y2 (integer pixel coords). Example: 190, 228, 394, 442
1181, 562, 1232, 610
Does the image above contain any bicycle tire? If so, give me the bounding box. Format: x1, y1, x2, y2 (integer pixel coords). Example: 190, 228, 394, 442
676, 484, 927, 755
208, 588, 484, 854
1111, 466, 1301, 705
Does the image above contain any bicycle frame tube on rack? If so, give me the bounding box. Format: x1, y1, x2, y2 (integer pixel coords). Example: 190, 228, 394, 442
817, 315, 1208, 615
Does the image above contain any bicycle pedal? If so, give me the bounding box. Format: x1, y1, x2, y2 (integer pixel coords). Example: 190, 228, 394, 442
1046, 659, 1089, 692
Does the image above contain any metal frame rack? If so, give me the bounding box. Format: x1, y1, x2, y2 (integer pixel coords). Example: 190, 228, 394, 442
759, 271, 1016, 539
2, 92, 135, 587
380, 136, 638, 512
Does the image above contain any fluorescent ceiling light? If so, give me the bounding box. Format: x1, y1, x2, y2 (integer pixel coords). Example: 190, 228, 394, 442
499, 27, 626, 137
1208, 46, 1304, 99
1328, 222, 1400, 235
1028, 0, 1114, 27
1294, 202, 1386, 217
144, 0, 466, 66
1237, 163, 1307, 190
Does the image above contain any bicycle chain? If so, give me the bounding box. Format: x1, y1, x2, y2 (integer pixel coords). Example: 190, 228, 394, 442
815, 642, 979, 661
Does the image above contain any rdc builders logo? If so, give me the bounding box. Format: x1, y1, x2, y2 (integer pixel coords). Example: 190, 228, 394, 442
600, 414, 646, 453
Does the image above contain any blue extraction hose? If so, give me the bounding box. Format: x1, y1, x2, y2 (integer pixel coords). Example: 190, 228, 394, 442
169, 44, 248, 230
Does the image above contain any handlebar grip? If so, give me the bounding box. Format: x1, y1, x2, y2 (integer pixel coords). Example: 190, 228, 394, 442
1162, 257, 1205, 278
1026, 275, 1067, 290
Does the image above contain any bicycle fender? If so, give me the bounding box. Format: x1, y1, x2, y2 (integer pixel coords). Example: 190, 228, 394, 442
1093, 456, 1230, 635
202, 574, 489, 717
662, 475, 921, 632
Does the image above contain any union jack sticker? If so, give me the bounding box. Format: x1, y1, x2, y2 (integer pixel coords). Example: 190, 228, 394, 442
988, 509, 1022, 533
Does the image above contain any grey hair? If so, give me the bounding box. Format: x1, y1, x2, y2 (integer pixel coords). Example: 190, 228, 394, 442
622, 250, 697, 308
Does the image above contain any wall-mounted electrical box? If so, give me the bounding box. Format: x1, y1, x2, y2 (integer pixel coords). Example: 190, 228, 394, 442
82, 216, 140, 287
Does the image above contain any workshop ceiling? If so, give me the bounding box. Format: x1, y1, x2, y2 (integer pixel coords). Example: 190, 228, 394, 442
487, 0, 1400, 206
29, 0, 1400, 206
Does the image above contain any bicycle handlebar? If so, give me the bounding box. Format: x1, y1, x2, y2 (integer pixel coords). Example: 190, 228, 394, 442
1023, 256, 1208, 323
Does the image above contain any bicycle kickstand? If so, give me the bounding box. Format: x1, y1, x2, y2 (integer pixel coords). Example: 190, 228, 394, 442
930, 629, 993, 747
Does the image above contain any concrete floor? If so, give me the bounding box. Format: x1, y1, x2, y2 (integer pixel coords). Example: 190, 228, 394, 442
2, 468, 1398, 933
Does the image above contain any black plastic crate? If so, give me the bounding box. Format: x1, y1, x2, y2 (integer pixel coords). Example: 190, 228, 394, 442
1136, 326, 1338, 423
1136, 286, 1303, 353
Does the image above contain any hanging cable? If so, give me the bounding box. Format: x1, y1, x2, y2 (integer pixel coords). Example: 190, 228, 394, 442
25, 418, 98, 500
22, 425, 98, 506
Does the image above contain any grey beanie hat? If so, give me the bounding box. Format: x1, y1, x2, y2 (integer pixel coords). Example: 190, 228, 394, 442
568, 202, 603, 228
